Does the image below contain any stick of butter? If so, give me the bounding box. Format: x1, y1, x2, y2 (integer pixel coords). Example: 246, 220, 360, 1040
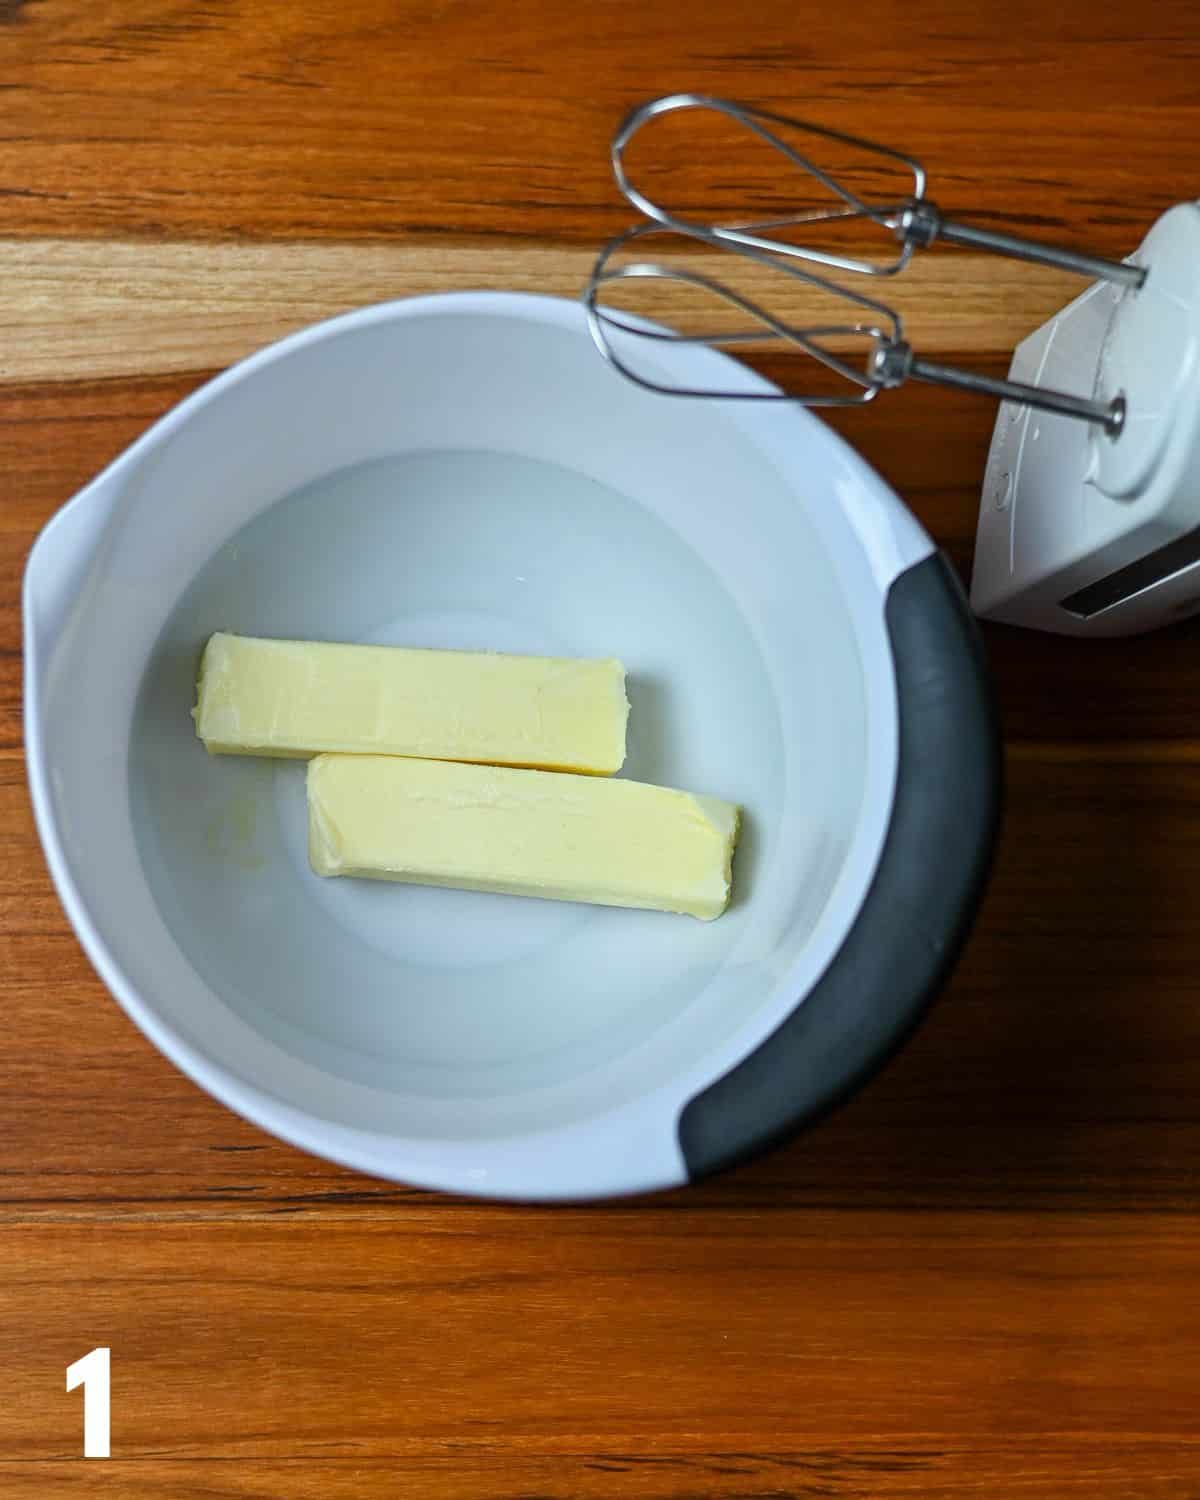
307, 754, 741, 920
194, 632, 629, 775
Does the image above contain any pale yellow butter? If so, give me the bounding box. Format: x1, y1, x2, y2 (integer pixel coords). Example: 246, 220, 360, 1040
307, 755, 741, 921
194, 632, 629, 775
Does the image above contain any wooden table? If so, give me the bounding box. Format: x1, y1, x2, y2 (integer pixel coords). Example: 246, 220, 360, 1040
4, 3, 1200, 1494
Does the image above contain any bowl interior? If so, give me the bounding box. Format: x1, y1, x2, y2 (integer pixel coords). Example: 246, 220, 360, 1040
131, 440, 865, 1130
38, 297, 885, 1167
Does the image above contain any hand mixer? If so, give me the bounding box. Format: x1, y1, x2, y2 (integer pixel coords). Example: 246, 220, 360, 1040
585, 94, 1200, 637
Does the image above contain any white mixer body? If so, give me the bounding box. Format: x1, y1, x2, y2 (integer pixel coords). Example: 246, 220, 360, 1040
971, 202, 1200, 636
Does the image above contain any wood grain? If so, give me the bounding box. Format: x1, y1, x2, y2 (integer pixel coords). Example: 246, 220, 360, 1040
2, 1214, 1200, 1498
0, 0, 1195, 250
7, 1451, 1200, 1500
0, 239, 1085, 383
5, 1, 1200, 1495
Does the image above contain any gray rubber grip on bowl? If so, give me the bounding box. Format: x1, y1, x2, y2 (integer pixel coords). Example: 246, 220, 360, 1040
677, 550, 1002, 1180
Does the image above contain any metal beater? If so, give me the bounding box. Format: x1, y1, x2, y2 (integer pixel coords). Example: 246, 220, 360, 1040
585, 93, 1145, 435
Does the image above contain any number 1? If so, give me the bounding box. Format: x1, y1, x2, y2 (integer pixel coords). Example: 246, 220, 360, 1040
65, 1347, 110, 1458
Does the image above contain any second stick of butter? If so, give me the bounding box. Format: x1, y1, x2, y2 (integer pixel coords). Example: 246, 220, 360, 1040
308, 755, 741, 920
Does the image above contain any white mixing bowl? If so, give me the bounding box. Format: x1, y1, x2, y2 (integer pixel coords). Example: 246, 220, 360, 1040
23, 292, 999, 1200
